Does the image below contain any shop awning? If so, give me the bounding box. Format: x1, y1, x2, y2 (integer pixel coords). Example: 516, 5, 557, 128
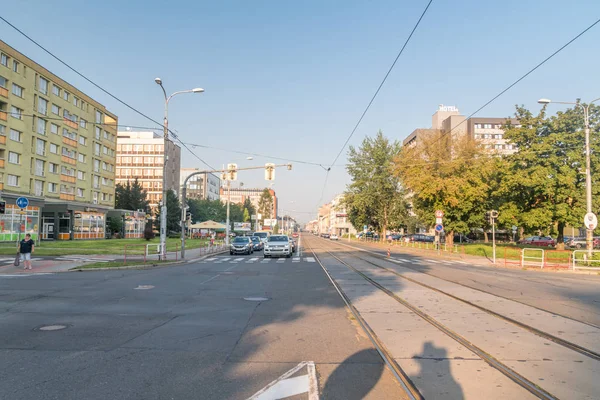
189, 220, 227, 230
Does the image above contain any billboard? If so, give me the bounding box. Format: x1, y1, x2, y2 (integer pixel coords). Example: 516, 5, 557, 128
234, 222, 252, 231
263, 219, 277, 227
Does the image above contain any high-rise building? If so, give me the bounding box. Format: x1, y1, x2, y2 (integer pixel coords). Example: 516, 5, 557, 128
219, 186, 277, 219
0, 40, 118, 241
180, 168, 220, 201
116, 131, 181, 209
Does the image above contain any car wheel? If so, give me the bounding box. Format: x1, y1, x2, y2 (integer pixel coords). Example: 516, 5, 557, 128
230, 251, 233, 255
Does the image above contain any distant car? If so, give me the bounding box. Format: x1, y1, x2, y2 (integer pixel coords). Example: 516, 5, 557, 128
292, 233, 299, 238
567, 236, 600, 249
322, 233, 330, 239
330, 234, 339, 240
230, 236, 254, 255
518, 236, 555, 247
253, 231, 270, 244
288, 237, 297, 253
388, 234, 403, 241
453, 234, 473, 243
250, 236, 264, 251
406, 234, 435, 243
264, 235, 292, 258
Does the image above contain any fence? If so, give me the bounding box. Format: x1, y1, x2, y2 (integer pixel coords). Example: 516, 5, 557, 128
572, 250, 600, 271
521, 248, 545, 268
123, 243, 180, 265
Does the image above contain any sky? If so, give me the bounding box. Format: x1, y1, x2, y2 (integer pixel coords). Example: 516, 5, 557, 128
2, 1, 600, 223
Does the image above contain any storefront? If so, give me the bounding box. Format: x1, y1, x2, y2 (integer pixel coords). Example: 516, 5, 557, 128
0, 204, 41, 242
41, 203, 109, 240
107, 210, 147, 239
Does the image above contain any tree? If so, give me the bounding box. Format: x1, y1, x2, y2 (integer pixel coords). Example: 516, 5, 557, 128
395, 130, 498, 246
243, 208, 251, 222
107, 216, 123, 238
144, 220, 155, 241
243, 198, 256, 218
115, 179, 149, 211
344, 131, 410, 239
154, 190, 182, 233
257, 189, 274, 224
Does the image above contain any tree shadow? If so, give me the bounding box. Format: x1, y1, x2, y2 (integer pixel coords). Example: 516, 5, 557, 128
410, 341, 464, 400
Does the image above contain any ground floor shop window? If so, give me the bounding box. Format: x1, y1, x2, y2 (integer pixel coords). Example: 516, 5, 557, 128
0, 205, 40, 242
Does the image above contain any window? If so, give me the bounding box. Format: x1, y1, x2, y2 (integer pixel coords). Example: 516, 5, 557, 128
34, 180, 44, 196
50, 123, 59, 135
77, 171, 85, 180
102, 146, 108, 155
73, 97, 79, 107
77, 188, 84, 197
36, 138, 46, 156
63, 91, 69, 101
49, 163, 59, 174
94, 143, 100, 156
9, 129, 21, 142
506, 144, 514, 150
61, 166, 75, 176
0, 76, 6, 88
78, 153, 86, 163
35, 159, 45, 176
39, 77, 48, 94
102, 177, 108, 185
10, 106, 23, 119
94, 159, 100, 172
95, 110, 103, 124
102, 193, 108, 201
11, 83, 23, 97
474, 134, 480, 139
37, 118, 46, 135
7, 175, 18, 187
93, 175, 100, 188
494, 144, 503, 150
78, 136, 86, 145
474, 123, 482, 129
102, 161, 107, 170
8, 152, 20, 164
13, 61, 19, 73
48, 182, 57, 193
483, 134, 491, 139
0, 124, 4, 135
50, 143, 59, 154
62, 128, 76, 140
484, 123, 492, 129
80, 119, 87, 128
51, 104, 60, 115
0, 53, 7, 66
103, 130, 109, 140
95, 126, 101, 140
52, 85, 60, 96
38, 97, 48, 115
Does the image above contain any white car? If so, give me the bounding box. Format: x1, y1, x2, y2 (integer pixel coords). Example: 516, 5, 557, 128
330, 234, 339, 240
264, 235, 292, 258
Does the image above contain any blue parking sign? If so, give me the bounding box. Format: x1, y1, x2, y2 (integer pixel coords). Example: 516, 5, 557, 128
16, 197, 29, 209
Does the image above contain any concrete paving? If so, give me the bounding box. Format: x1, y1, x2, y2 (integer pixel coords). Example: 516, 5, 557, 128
0, 242, 407, 400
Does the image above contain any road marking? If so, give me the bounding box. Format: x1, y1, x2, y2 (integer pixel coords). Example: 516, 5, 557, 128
234, 258, 244, 262
221, 258, 231, 262
304, 257, 315, 263
247, 361, 318, 400
389, 259, 403, 264
250, 257, 259, 261
293, 257, 300, 261
276, 259, 285, 263
455, 261, 468, 264
396, 258, 410, 262
205, 258, 217, 261
425, 259, 440, 264
0, 273, 52, 277
0, 257, 14, 262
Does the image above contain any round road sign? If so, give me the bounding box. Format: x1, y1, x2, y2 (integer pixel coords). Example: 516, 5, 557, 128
435, 224, 444, 232
584, 213, 598, 230
16, 197, 29, 209
435, 210, 444, 218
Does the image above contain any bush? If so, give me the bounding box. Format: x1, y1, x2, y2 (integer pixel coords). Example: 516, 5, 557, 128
144, 223, 155, 241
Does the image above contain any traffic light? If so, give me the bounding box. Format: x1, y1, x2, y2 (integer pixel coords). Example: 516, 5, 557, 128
227, 163, 238, 181
485, 211, 491, 224
265, 163, 275, 181
0, 201, 5, 214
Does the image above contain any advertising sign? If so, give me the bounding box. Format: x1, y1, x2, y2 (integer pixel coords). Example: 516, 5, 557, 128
263, 219, 277, 227
234, 222, 252, 231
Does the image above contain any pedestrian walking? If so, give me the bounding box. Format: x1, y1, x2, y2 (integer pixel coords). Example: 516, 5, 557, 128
18, 233, 35, 270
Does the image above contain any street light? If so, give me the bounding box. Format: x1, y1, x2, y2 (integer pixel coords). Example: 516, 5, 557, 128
538, 97, 600, 257
155, 78, 204, 259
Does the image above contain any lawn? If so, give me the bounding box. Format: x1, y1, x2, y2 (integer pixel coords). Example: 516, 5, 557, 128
460, 243, 571, 262
0, 237, 213, 256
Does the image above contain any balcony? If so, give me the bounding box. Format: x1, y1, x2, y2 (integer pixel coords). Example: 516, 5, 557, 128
64, 118, 78, 130
61, 174, 76, 183
62, 137, 78, 148
0, 87, 7, 98
61, 155, 77, 165
0, 111, 6, 121
60, 193, 75, 201
0, 135, 5, 145
0, 159, 4, 168
0, 182, 3, 190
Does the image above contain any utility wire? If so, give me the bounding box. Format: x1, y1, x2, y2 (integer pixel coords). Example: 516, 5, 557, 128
0, 16, 216, 171
407, 16, 600, 161
328, 0, 433, 168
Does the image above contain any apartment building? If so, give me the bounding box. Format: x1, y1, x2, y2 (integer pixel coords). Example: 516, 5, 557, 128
328, 194, 357, 237
0, 40, 118, 241
467, 117, 518, 155
116, 131, 181, 209
219, 186, 278, 219
180, 168, 220, 201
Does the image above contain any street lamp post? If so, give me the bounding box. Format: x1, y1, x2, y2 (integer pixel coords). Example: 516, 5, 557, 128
155, 78, 204, 259
538, 97, 600, 257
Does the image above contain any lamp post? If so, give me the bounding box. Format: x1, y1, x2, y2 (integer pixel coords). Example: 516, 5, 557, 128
538, 97, 600, 257
155, 78, 204, 259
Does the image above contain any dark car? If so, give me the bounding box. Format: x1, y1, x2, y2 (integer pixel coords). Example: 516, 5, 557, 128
406, 234, 435, 243
453, 234, 473, 243
250, 236, 264, 251
517, 236, 555, 247
322, 233, 330, 239
230, 236, 254, 255
388, 234, 403, 241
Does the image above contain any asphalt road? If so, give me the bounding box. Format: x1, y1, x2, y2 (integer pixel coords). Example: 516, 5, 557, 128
0, 239, 407, 400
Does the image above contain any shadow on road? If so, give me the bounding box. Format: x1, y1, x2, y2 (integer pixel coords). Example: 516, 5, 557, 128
321, 349, 384, 400
411, 341, 464, 400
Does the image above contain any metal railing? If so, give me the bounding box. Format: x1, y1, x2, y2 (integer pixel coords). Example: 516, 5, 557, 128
572, 250, 600, 270
521, 248, 544, 268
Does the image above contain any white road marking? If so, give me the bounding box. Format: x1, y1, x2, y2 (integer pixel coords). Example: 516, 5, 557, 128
304, 257, 315, 263
234, 258, 244, 262
247, 361, 318, 400
276, 259, 285, 263
205, 258, 217, 261
250, 257, 259, 261
389, 259, 403, 263
396, 258, 410, 262
221, 258, 231, 262
0, 273, 52, 277
293, 257, 300, 261
0, 257, 14, 262
425, 259, 440, 264
455, 261, 468, 264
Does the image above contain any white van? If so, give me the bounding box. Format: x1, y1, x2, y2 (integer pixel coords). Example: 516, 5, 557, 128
253, 231, 271, 244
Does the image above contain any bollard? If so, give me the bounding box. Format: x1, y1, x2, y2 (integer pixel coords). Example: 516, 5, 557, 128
387, 248, 391, 258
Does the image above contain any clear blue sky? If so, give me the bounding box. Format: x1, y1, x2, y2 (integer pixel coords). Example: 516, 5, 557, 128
2, 1, 599, 223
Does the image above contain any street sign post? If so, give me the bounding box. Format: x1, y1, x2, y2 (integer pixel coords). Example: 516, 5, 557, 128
435, 210, 444, 218
16, 197, 29, 209
584, 213, 597, 230
435, 217, 443, 225
435, 224, 444, 232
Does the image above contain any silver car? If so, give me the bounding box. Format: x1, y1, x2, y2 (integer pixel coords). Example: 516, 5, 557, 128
264, 235, 292, 258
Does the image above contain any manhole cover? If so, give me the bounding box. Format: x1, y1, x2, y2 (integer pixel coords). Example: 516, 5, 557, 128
38, 324, 67, 331
134, 285, 155, 290
243, 297, 269, 302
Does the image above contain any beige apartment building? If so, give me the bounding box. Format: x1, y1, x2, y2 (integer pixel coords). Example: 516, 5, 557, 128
116, 131, 181, 209
180, 168, 221, 201
0, 40, 118, 241
219, 186, 277, 219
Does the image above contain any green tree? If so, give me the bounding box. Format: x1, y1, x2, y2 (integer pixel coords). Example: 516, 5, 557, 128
257, 189, 274, 224
114, 179, 149, 211
243, 198, 256, 218
243, 208, 251, 222
115, 182, 131, 210
107, 216, 123, 237
154, 190, 182, 233
395, 130, 497, 246
344, 131, 410, 239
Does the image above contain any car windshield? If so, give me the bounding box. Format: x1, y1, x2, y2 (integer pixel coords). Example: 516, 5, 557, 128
251, 237, 260, 243
233, 237, 249, 243
268, 236, 288, 242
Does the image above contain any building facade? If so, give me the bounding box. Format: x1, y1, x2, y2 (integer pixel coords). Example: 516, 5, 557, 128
328, 194, 357, 236
467, 117, 518, 155
219, 186, 277, 219
180, 168, 220, 201
116, 131, 181, 209
0, 40, 118, 241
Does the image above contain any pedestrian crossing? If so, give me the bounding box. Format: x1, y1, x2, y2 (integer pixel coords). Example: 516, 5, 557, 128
201, 256, 316, 264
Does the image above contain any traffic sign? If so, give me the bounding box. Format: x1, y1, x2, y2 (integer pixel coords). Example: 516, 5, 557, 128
435, 224, 444, 232
585, 213, 598, 230
16, 197, 29, 209
435, 210, 444, 218
435, 217, 443, 225
363, 225, 368, 233
511, 225, 518, 233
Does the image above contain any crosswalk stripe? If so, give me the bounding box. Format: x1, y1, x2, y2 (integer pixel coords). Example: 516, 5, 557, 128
293, 257, 300, 261
221, 258, 231, 262
234, 258, 244, 262
425, 259, 440, 264
205, 258, 217, 261
305, 257, 315, 263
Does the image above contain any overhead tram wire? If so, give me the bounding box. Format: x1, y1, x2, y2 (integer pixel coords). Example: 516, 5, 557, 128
407, 16, 600, 162
328, 0, 434, 169
0, 15, 216, 171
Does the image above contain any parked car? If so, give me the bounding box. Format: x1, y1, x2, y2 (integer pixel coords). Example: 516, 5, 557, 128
453, 234, 473, 243
518, 236, 556, 247
330, 234, 339, 240
250, 236, 264, 251
322, 233, 331, 239
288, 237, 297, 253
567, 236, 600, 249
388, 234, 403, 241
292, 233, 299, 238
405, 234, 435, 243
230, 236, 254, 255
264, 235, 292, 258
